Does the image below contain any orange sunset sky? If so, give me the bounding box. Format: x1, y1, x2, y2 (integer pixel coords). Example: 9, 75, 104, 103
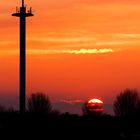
0, 0, 140, 110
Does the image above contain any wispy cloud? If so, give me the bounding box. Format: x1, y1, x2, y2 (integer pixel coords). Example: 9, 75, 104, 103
28, 48, 114, 55
29, 37, 95, 43
60, 99, 83, 104
95, 40, 140, 46
115, 33, 140, 38
28, 33, 140, 49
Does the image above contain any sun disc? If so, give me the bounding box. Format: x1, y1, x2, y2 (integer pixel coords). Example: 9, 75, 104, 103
88, 98, 103, 104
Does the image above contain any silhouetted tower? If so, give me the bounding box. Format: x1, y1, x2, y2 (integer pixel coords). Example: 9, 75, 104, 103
12, 0, 33, 113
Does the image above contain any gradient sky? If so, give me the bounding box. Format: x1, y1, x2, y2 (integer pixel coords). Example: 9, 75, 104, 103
0, 0, 140, 111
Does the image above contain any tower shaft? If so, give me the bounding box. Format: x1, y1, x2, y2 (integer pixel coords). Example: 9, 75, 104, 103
12, 4, 33, 113
20, 7, 26, 113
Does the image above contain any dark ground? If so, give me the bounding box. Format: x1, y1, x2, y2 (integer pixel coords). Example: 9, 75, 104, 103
0, 112, 139, 140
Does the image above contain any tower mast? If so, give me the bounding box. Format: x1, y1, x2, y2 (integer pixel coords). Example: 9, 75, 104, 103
22, 0, 24, 7
12, 0, 34, 113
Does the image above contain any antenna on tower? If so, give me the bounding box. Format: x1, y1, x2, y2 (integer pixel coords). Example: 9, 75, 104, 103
22, 0, 24, 7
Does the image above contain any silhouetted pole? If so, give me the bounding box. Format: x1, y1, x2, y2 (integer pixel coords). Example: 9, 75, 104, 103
12, 0, 33, 113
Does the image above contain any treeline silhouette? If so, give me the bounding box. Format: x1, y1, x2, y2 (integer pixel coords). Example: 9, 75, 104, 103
0, 89, 139, 139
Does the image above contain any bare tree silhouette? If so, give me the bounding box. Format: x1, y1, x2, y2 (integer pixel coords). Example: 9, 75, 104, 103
113, 89, 140, 117
27, 92, 52, 114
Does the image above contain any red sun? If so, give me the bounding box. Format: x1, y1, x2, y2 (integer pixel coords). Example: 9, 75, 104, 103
86, 98, 104, 113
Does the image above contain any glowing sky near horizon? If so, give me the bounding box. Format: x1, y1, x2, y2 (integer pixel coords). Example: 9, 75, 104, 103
0, 0, 140, 108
